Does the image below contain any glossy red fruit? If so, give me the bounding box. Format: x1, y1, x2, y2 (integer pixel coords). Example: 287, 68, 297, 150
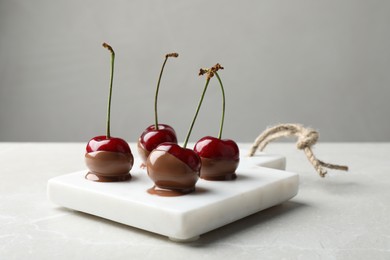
85, 43, 133, 182
87, 135, 132, 154
146, 142, 200, 195
85, 135, 134, 182
137, 124, 177, 163
194, 136, 239, 180
194, 136, 239, 160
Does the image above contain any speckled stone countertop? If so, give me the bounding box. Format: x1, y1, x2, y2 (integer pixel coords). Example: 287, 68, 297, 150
1, 143, 389, 259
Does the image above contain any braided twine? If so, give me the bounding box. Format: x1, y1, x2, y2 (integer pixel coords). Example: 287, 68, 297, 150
248, 124, 348, 177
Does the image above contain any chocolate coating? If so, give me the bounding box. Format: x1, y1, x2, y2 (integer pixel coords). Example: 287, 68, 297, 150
85, 151, 133, 182
200, 157, 239, 181
146, 150, 199, 194
137, 140, 150, 165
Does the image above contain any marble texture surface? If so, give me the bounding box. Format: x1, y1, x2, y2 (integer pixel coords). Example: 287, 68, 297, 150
1, 143, 390, 259
47, 152, 297, 241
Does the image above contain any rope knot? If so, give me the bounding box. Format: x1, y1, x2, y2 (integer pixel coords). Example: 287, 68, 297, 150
296, 128, 319, 150
248, 123, 348, 177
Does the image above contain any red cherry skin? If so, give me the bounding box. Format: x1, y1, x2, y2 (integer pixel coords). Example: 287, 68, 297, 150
137, 124, 177, 163
86, 135, 132, 154
194, 136, 239, 160
138, 124, 177, 151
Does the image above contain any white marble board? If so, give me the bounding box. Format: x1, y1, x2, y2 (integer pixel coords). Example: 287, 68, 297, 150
47, 149, 299, 242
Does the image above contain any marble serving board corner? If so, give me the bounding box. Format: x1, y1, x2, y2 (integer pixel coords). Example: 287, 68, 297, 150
47, 150, 299, 242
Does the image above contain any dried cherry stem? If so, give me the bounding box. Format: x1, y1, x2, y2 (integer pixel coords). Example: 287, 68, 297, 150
154, 53, 179, 130
102, 42, 115, 139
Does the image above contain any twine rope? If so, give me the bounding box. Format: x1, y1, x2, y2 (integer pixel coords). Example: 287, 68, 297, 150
248, 124, 348, 177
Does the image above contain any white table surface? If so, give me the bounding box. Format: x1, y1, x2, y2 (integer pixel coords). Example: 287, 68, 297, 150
1, 142, 389, 259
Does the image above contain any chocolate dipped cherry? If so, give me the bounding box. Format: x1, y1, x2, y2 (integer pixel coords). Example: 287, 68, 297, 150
138, 53, 179, 164
146, 143, 200, 196
146, 83, 209, 196
194, 136, 239, 180
85, 43, 134, 182
192, 64, 240, 180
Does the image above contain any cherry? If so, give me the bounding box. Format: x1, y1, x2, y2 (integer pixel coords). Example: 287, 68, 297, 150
147, 142, 201, 195
85, 43, 133, 182
187, 64, 240, 180
138, 124, 177, 163
146, 55, 210, 195
138, 53, 179, 163
194, 136, 239, 180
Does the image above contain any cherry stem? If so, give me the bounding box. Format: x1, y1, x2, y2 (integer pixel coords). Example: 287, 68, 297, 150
154, 53, 178, 130
103, 43, 115, 139
215, 72, 225, 139
183, 79, 210, 148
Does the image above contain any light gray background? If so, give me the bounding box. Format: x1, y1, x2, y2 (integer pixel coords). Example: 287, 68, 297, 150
1, 0, 389, 142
